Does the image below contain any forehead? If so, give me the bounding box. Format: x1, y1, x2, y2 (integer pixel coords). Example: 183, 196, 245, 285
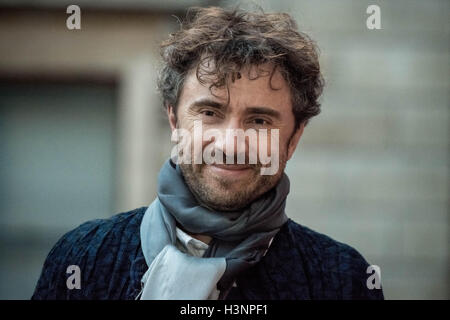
178, 62, 293, 111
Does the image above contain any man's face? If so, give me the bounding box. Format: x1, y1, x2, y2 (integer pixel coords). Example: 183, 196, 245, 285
168, 63, 304, 211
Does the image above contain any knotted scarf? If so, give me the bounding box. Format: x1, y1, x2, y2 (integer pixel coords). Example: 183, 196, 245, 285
139, 159, 289, 299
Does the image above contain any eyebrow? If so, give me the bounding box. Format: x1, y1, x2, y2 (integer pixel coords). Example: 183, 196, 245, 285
189, 98, 281, 119
189, 98, 226, 110
245, 106, 281, 119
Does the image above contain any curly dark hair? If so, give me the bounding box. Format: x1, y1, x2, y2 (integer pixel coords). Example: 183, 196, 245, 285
157, 6, 324, 129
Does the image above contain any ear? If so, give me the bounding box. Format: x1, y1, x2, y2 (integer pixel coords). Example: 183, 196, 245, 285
167, 105, 177, 131
286, 122, 305, 161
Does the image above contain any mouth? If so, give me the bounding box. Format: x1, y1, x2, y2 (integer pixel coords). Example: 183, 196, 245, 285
208, 163, 254, 178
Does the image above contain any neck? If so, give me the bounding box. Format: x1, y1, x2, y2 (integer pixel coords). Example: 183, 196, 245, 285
177, 223, 212, 245
190, 233, 212, 245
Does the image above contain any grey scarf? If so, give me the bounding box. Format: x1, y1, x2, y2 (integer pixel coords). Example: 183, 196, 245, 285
139, 159, 289, 299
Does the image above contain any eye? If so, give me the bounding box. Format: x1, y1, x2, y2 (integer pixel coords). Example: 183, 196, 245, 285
201, 110, 216, 117
251, 118, 269, 125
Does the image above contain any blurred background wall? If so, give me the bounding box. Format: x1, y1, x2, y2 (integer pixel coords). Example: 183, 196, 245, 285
0, 0, 448, 299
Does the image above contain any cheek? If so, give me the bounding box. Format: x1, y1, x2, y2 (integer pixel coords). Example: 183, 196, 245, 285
186, 122, 222, 163
255, 129, 281, 157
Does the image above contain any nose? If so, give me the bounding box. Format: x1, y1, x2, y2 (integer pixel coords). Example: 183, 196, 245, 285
211, 119, 248, 164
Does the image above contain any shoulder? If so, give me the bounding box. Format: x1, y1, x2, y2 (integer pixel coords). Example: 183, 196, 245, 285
32, 207, 147, 300
285, 219, 368, 269
279, 219, 384, 299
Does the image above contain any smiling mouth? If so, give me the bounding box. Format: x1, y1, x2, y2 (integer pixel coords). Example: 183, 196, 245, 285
208, 163, 254, 177
211, 163, 252, 170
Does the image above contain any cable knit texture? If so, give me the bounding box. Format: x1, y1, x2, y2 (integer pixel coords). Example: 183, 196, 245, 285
31, 207, 384, 300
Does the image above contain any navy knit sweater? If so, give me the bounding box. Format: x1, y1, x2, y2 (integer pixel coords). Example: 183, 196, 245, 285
31, 207, 384, 300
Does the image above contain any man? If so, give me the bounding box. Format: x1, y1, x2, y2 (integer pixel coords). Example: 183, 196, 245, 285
32, 7, 384, 300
